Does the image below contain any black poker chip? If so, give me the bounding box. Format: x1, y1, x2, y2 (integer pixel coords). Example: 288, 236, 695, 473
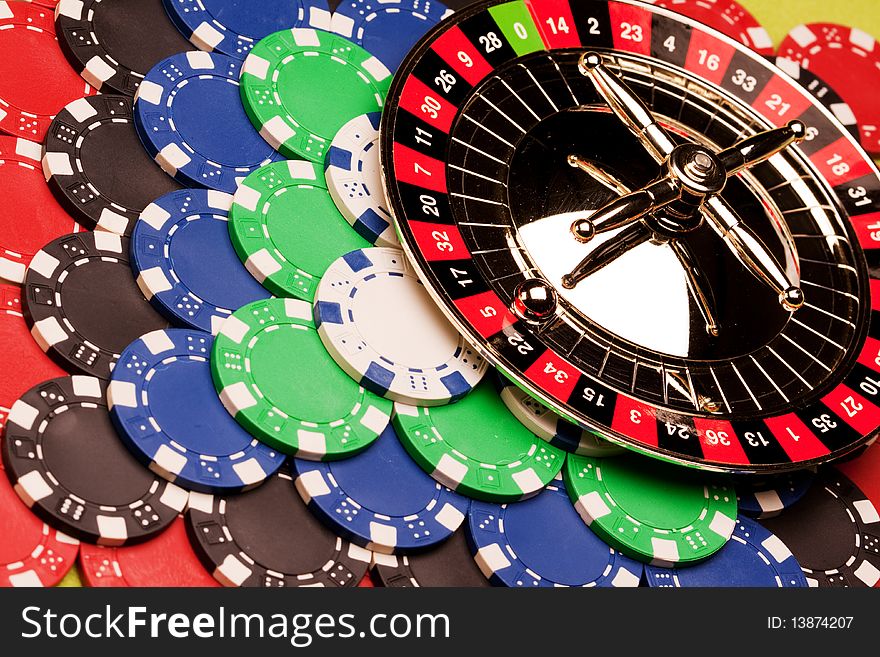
42, 94, 182, 235
371, 527, 492, 588
1, 375, 187, 545
55, 0, 194, 96
185, 465, 372, 588
23, 232, 170, 379
760, 469, 880, 587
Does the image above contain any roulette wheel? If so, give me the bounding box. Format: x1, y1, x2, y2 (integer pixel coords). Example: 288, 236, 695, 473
381, 0, 880, 474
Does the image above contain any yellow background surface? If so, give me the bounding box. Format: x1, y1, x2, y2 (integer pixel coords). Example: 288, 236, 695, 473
739, 0, 880, 44
52, 0, 880, 590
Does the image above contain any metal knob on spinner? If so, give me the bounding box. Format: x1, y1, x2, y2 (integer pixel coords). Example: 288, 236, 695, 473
560, 53, 806, 329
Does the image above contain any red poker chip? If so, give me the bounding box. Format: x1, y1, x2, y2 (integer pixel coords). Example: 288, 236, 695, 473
647, 0, 774, 55
0, 285, 67, 429
79, 516, 219, 587
1, 450, 80, 587
779, 23, 880, 154
0, 295, 72, 585
0, 2, 95, 141
0, 137, 81, 283
836, 442, 880, 509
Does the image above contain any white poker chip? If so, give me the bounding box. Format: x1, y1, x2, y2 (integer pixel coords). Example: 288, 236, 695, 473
325, 113, 399, 248
496, 374, 625, 457
314, 247, 488, 406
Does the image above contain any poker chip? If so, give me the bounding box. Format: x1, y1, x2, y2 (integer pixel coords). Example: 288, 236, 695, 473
162, 0, 332, 60
23, 232, 170, 380
229, 160, 370, 301
0, 1, 95, 141
132, 189, 271, 334
773, 57, 861, 142
836, 442, 880, 506
644, 516, 808, 587
392, 380, 565, 502
735, 469, 816, 519
79, 516, 218, 587
186, 466, 373, 587
371, 527, 491, 587
564, 454, 738, 566
778, 23, 880, 154
466, 478, 644, 587
494, 373, 625, 457
315, 248, 489, 406
325, 113, 399, 248
108, 329, 286, 494
760, 469, 880, 587
330, 0, 452, 72
647, 0, 773, 55
55, 0, 195, 95
0, 137, 80, 283
2, 376, 188, 545
240, 28, 391, 162
211, 298, 392, 459
292, 425, 469, 554
42, 94, 184, 236
0, 285, 67, 429
0, 457, 79, 587
134, 50, 284, 193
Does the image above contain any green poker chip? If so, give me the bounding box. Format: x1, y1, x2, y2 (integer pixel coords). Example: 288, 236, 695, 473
211, 297, 392, 459
564, 454, 738, 566
240, 28, 391, 162
392, 380, 565, 503
229, 160, 370, 301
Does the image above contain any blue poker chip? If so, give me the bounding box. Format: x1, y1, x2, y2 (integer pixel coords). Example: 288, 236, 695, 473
735, 469, 816, 519
644, 516, 808, 588
163, 0, 332, 60
108, 328, 286, 493
134, 51, 284, 193
330, 0, 453, 72
132, 189, 271, 334
466, 477, 644, 587
291, 424, 470, 554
